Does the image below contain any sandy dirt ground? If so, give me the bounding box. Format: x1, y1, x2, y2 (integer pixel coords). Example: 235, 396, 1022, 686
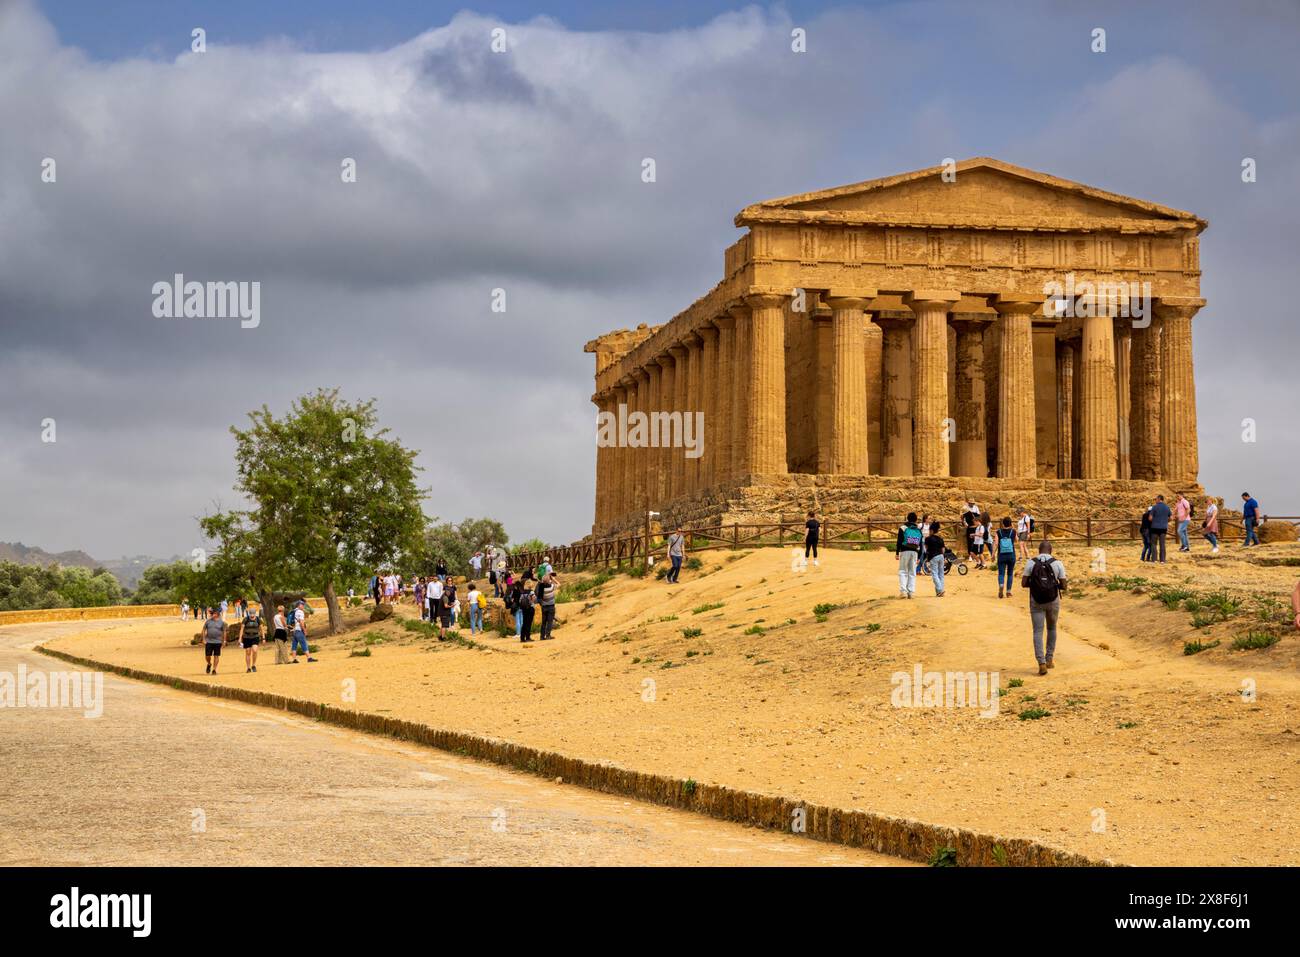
0, 621, 902, 866
37, 539, 1300, 865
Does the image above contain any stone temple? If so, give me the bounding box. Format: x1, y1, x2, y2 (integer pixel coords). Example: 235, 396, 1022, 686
585, 158, 1206, 536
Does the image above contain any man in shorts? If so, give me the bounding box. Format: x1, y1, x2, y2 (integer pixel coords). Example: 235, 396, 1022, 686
241, 603, 264, 673
1016, 510, 1033, 560
202, 608, 226, 675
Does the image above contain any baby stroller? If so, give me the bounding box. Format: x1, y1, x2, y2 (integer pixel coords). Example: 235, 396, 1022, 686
943, 547, 969, 576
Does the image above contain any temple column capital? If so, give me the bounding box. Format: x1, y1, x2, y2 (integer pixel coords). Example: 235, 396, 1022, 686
1153, 296, 1207, 320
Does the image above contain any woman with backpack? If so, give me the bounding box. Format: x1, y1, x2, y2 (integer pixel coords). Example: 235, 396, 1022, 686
995, 517, 1018, 598
1139, 507, 1154, 562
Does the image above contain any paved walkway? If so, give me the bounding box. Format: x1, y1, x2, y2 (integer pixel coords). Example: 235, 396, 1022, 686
0, 621, 903, 866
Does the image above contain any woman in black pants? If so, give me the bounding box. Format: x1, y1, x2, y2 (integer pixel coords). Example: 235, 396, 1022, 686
804, 511, 820, 565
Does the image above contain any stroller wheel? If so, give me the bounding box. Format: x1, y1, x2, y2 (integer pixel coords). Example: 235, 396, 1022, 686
957, 563, 969, 576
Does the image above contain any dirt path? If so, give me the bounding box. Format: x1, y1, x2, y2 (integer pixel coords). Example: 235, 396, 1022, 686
0, 621, 903, 866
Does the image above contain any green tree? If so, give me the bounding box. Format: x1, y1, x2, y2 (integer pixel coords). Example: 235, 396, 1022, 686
131, 560, 191, 605
229, 389, 426, 634
409, 517, 508, 578
56, 566, 124, 607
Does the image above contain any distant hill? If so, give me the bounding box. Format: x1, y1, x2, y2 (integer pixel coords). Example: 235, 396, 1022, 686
0, 542, 183, 590
0, 541, 98, 569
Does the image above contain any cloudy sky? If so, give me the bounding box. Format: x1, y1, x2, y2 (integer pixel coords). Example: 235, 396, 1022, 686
1, 0, 1297, 560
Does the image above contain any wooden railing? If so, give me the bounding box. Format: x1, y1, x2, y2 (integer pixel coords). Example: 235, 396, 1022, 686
508, 514, 1300, 572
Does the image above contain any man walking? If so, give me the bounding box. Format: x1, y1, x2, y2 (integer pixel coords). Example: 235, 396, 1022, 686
1148, 494, 1172, 564
665, 528, 685, 584
290, 600, 315, 662
924, 522, 946, 597
1174, 492, 1192, 552
538, 572, 558, 640
1202, 497, 1220, 554
1022, 541, 1068, 676
202, 608, 226, 675
895, 512, 923, 599
1241, 492, 1261, 547
272, 605, 291, 664
241, 603, 263, 673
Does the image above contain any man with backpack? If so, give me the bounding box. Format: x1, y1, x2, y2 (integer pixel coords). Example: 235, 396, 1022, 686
517, 576, 537, 642
538, 572, 558, 640
1022, 541, 1068, 676
895, 512, 923, 599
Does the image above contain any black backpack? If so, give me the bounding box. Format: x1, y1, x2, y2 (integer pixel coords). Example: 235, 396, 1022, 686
1027, 556, 1060, 604
519, 589, 535, 610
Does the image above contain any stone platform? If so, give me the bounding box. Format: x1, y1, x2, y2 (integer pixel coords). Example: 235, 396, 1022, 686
597, 473, 1207, 537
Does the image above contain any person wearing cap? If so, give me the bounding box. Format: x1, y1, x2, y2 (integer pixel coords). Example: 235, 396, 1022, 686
290, 600, 315, 662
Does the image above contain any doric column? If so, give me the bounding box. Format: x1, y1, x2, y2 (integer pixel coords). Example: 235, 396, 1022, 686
825, 295, 872, 474
746, 293, 788, 475
864, 318, 883, 474
812, 302, 833, 472
611, 383, 629, 521
594, 391, 610, 530
655, 354, 676, 501
984, 314, 1001, 476
992, 297, 1038, 479
1078, 301, 1119, 480
713, 315, 736, 485
729, 303, 752, 477
683, 333, 702, 494
668, 345, 689, 498
646, 362, 663, 506
1129, 316, 1162, 481
950, 315, 989, 477
1056, 342, 1074, 480
905, 291, 960, 476
632, 368, 650, 513
1156, 297, 1204, 484
1032, 323, 1059, 477
875, 315, 913, 476
1114, 323, 1132, 479
1070, 337, 1083, 478
699, 324, 719, 488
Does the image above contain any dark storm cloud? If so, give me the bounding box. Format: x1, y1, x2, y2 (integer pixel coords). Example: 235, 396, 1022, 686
1, 0, 1297, 558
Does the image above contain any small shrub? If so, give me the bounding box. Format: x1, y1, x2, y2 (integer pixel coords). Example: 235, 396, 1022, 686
348, 647, 371, 658
1184, 638, 1221, 655
1231, 631, 1280, 651
928, 846, 958, 867
692, 602, 724, 615
743, 625, 765, 636
1008, 678, 1024, 689
1018, 707, 1050, 721
681, 627, 702, 638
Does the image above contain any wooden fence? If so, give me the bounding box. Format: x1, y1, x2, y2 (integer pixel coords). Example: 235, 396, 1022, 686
509, 513, 1300, 572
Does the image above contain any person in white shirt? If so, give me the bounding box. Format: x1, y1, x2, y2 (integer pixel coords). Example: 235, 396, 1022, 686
470, 552, 483, 576
427, 577, 444, 622
1016, 511, 1033, 560
272, 606, 291, 665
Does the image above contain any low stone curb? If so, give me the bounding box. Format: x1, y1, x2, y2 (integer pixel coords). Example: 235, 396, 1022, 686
36, 642, 1112, 867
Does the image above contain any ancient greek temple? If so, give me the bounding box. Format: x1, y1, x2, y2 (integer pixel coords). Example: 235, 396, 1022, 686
586, 158, 1206, 535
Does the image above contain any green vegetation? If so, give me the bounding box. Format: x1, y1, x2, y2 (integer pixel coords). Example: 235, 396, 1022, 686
557, 568, 614, 603
692, 601, 724, 615
348, 647, 372, 657
928, 846, 958, 867
1183, 638, 1221, 655
681, 627, 702, 638
1231, 631, 1280, 651
743, 624, 765, 635
1017, 707, 1050, 721
0, 561, 125, 611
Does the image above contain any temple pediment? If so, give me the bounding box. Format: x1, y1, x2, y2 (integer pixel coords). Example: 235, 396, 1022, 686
736, 158, 1206, 233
